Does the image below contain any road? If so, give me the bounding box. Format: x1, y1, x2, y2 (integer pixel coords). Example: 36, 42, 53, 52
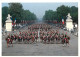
2, 23, 78, 56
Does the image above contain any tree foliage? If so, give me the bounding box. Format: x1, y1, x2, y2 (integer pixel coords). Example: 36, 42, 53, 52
43, 5, 78, 23
57, 5, 71, 21
43, 10, 57, 21
8, 3, 24, 23
70, 6, 78, 23
2, 6, 8, 26
22, 10, 37, 21
2, 3, 37, 26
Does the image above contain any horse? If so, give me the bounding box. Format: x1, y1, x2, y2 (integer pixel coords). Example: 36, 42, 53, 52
47, 35, 51, 43
18, 36, 22, 42
31, 36, 35, 43
26, 36, 31, 43
35, 35, 38, 42
67, 36, 70, 40
23, 36, 26, 42
62, 38, 69, 47
5, 37, 13, 48
43, 36, 47, 43
14, 35, 18, 41
40, 34, 44, 42
55, 34, 59, 43
50, 35, 55, 43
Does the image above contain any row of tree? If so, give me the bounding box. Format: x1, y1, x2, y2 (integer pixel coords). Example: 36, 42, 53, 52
2, 3, 37, 26
43, 5, 78, 23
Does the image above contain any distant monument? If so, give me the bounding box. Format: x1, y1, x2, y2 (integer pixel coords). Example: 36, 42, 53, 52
5, 14, 12, 31
66, 13, 73, 31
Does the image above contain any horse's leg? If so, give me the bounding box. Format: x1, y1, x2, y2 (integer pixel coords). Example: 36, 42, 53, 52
7, 43, 8, 48
52, 38, 53, 43
50, 38, 51, 43
42, 39, 43, 42
56, 38, 57, 44
45, 40, 46, 44
57, 38, 59, 43
62, 40, 64, 47
54, 38, 55, 43
48, 39, 49, 43
35, 38, 36, 42
12, 43, 13, 47
34, 39, 35, 42
33, 39, 34, 43
40, 38, 41, 42
63, 43, 64, 47
67, 42, 69, 47
36, 38, 37, 42
55, 38, 57, 43
33, 39, 35, 43
11, 41, 13, 47
41, 38, 42, 43
28, 39, 29, 43
44, 39, 46, 44
32, 39, 33, 43
66, 43, 67, 47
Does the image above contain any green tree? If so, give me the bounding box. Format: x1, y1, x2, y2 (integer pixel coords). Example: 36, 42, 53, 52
22, 10, 37, 21
2, 6, 8, 26
8, 3, 23, 23
2, 3, 37, 26
70, 6, 78, 23
43, 10, 57, 21
43, 5, 78, 23
56, 5, 71, 22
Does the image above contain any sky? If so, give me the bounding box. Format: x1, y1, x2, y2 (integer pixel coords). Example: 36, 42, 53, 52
2, 3, 78, 20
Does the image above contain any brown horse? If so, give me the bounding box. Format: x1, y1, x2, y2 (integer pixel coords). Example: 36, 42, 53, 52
5, 38, 13, 48
62, 38, 69, 47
